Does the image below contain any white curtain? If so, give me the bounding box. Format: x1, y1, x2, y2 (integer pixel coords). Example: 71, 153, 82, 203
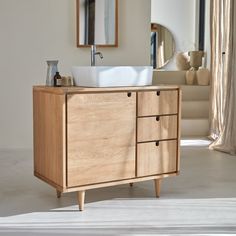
209, 0, 236, 154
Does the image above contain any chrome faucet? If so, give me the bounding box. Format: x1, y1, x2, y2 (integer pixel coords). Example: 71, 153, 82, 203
91, 45, 103, 66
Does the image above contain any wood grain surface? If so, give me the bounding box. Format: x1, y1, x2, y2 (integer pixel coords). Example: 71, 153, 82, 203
137, 140, 177, 177
137, 115, 178, 142
33, 90, 66, 188
138, 90, 178, 116
67, 92, 136, 187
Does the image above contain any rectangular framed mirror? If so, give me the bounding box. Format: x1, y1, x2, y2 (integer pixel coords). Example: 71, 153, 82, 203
76, 0, 118, 47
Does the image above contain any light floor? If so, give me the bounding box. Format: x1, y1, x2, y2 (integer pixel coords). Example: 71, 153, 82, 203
1, 139, 236, 235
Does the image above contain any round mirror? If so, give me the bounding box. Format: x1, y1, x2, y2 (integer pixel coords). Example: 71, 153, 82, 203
151, 23, 175, 69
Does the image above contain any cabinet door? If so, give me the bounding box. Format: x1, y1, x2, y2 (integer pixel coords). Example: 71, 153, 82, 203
67, 92, 136, 187
138, 90, 178, 116
137, 140, 177, 177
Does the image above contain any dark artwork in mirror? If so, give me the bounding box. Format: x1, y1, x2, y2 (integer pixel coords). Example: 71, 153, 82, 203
77, 0, 118, 47
151, 23, 175, 69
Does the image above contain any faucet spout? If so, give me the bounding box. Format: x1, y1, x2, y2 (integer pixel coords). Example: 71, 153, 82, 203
91, 45, 103, 66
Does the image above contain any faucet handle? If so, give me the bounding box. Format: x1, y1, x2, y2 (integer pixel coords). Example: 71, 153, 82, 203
91, 45, 103, 66
98, 52, 103, 59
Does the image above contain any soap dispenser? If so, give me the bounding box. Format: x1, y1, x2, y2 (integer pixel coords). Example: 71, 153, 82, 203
54, 72, 62, 87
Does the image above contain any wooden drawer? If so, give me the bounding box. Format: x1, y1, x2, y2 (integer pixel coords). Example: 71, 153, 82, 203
137, 115, 177, 142
137, 140, 177, 177
138, 90, 178, 116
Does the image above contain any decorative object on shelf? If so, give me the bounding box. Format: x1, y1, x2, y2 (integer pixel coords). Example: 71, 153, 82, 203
188, 51, 204, 70
185, 51, 210, 86
46, 60, 58, 86
175, 52, 191, 70
196, 67, 210, 85
62, 76, 73, 87
54, 72, 62, 87
185, 68, 196, 85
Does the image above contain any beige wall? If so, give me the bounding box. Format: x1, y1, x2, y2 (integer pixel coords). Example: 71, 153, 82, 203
0, 0, 151, 149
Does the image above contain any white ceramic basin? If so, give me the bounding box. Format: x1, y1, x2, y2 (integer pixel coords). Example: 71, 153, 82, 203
72, 66, 153, 87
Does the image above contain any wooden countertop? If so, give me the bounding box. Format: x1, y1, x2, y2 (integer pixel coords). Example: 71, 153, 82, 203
33, 85, 180, 95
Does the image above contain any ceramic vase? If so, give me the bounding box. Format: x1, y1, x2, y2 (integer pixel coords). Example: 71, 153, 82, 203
188, 51, 204, 70
46, 60, 58, 86
185, 69, 196, 85
175, 52, 190, 71
196, 68, 210, 85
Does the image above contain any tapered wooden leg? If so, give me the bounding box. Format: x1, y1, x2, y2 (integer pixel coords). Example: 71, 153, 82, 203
154, 179, 161, 198
77, 191, 85, 211
56, 190, 61, 198
129, 183, 133, 187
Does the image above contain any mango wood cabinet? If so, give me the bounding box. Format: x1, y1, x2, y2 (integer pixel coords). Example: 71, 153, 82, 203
33, 85, 181, 211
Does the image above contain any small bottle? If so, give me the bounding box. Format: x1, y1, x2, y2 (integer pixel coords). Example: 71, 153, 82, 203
54, 72, 62, 87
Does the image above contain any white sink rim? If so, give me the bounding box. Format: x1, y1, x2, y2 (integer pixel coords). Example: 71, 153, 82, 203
72, 66, 153, 87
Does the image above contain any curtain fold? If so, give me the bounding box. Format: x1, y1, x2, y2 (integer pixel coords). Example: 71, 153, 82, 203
209, 0, 236, 155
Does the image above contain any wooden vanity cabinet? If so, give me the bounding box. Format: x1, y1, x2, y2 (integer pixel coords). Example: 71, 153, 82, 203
33, 86, 181, 211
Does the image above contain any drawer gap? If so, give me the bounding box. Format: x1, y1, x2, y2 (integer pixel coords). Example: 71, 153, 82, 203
137, 138, 178, 144
137, 113, 178, 118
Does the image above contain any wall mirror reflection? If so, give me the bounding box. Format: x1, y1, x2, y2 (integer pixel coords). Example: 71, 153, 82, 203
77, 0, 118, 47
151, 23, 175, 69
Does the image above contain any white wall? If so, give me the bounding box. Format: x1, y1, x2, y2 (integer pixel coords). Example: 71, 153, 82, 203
0, 0, 151, 149
151, 0, 197, 70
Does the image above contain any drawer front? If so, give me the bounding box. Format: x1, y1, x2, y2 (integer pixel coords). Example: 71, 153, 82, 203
138, 90, 178, 116
137, 140, 177, 177
137, 115, 178, 142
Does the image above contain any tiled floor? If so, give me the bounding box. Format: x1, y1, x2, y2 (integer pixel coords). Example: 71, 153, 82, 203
1, 139, 236, 235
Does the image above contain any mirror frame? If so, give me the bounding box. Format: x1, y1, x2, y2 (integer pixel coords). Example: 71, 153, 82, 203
76, 0, 118, 47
